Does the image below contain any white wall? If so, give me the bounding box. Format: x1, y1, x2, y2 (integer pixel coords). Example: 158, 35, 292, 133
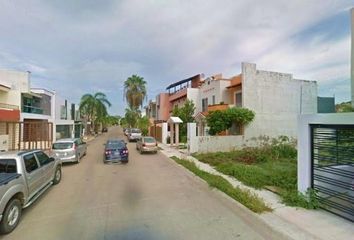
188, 122, 245, 153
242, 62, 317, 140
186, 88, 200, 115
0, 70, 30, 107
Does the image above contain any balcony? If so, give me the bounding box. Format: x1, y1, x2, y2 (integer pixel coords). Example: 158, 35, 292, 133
0, 103, 20, 121
22, 105, 44, 114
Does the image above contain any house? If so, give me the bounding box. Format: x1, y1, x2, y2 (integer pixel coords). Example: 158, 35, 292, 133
166, 74, 202, 115
195, 62, 318, 140
0, 69, 82, 151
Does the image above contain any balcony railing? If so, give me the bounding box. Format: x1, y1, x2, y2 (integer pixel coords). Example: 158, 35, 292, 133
22, 105, 44, 114
0, 103, 19, 110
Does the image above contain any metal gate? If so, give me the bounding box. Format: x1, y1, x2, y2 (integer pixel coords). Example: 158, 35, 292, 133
311, 124, 354, 222
0, 121, 53, 151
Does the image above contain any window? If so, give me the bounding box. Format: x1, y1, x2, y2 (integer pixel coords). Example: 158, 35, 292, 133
235, 92, 242, 107
212, 95, 215, 105
52, 142, 73, 149
24, 154, 39, 173
35, 151, 50, 166
202, 98, 208, 112
0, 159, 17, 173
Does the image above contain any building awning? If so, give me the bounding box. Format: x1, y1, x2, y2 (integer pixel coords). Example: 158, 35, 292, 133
167, 116, 183, 124
22, 92, 42, 98
0, 84, 11, 92
226, 83, 242, 89
166, 74, 201, 90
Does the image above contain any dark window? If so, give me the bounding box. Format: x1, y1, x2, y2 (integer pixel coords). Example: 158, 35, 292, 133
106, 141, 125, 149
143, 137, 156, 143
202, 98, 208, 112
35, 151, 50, 166
235, 92, 242, 107
24, 154, 39, 173
53, 142, 73, 149
0, 159, 17, 173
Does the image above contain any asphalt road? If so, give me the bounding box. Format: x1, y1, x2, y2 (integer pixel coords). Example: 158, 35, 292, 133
2, 127, 267, 240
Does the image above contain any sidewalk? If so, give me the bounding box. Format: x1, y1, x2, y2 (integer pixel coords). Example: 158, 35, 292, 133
158, 143, 354, 240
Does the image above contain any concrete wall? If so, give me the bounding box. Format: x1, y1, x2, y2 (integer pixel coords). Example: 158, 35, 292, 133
188, 122, 245, 153
156, 93, 170, 121
242, 62, 317, 140
186, 88, 200, 115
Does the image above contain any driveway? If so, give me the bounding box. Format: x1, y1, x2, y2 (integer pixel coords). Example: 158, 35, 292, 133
3, 127, 266, 240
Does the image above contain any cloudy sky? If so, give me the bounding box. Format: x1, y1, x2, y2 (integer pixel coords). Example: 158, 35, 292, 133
0, 0, 353, 115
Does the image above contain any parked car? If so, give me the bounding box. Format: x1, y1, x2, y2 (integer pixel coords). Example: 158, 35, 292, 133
0, 150, 62, 234
124, 128, 131, 136
127, 128, 142, 142
104, 139, 129, 164
52, 138, 87, 164
136, 136, 158, 154
102, 127, 108, 133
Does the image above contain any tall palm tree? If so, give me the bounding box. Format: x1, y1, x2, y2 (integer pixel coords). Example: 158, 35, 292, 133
124, 75, 147, 110
79, 92, 111, 133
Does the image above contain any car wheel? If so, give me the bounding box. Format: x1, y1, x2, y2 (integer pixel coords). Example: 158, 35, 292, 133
0, 198, 22, 234
53, 167, 62, 185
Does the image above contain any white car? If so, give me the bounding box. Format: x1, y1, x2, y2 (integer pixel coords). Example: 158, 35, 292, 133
127, 128, 142, 142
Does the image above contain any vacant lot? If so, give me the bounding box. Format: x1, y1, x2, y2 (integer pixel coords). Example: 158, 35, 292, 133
193, 137, 318, 209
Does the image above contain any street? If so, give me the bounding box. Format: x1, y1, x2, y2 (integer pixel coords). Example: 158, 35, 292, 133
3, 127, 267, 240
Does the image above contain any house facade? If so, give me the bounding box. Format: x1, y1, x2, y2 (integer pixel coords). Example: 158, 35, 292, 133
0, 69, 82, 151
194, 62, 317, 140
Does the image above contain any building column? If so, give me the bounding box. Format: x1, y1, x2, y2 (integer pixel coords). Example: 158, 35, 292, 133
175, 123, 179, 145
170, 123, 174, 146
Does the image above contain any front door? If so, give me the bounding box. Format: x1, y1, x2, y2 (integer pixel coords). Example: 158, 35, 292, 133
23, 153, 42, 198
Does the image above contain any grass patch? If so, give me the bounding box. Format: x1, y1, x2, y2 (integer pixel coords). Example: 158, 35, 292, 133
192, 136, 319, 209
171, 156, 271, 213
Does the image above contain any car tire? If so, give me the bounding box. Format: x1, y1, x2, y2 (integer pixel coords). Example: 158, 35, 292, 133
0, 198, 22, 234
53, 167, 62, 185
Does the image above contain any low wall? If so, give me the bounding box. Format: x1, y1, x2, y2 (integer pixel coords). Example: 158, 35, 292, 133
190, 135, 245, 153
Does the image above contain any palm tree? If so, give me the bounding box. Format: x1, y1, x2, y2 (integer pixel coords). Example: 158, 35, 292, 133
124, 107, 141, 128
124, 75, 147, 110
79, 92, 111, 134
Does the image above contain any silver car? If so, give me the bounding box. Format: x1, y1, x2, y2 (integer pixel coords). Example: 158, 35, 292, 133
136, 136, 158, 154
52, 138, 87, 163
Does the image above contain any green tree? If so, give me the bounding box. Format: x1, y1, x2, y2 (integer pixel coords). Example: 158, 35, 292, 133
336, 101, 354, 112
124, 75, 147, 110
206, 107, 255, 135
79, 92, 111, 133
124, 107, 141, 128
137, 116, 150, 136
172, 99, 196, 142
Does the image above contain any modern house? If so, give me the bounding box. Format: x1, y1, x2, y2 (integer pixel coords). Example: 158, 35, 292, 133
194, 62, 318, 140
0, 69, 82, 151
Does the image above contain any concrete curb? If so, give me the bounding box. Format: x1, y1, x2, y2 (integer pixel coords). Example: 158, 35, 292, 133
159, 147, 320, 240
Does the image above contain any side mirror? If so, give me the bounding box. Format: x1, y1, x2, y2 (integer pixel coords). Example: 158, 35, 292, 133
49, 157, 55, 162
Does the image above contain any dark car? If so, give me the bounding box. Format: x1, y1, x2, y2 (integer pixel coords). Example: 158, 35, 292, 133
104, 139, 129, 164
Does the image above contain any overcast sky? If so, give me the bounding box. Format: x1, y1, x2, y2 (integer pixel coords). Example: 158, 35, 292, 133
0, 0, 353, 115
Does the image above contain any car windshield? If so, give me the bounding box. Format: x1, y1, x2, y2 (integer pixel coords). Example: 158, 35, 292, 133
52, 142, 73, 149
106, 141, 125, 149
144, 137, 156, 143
131, 129, 141, 133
